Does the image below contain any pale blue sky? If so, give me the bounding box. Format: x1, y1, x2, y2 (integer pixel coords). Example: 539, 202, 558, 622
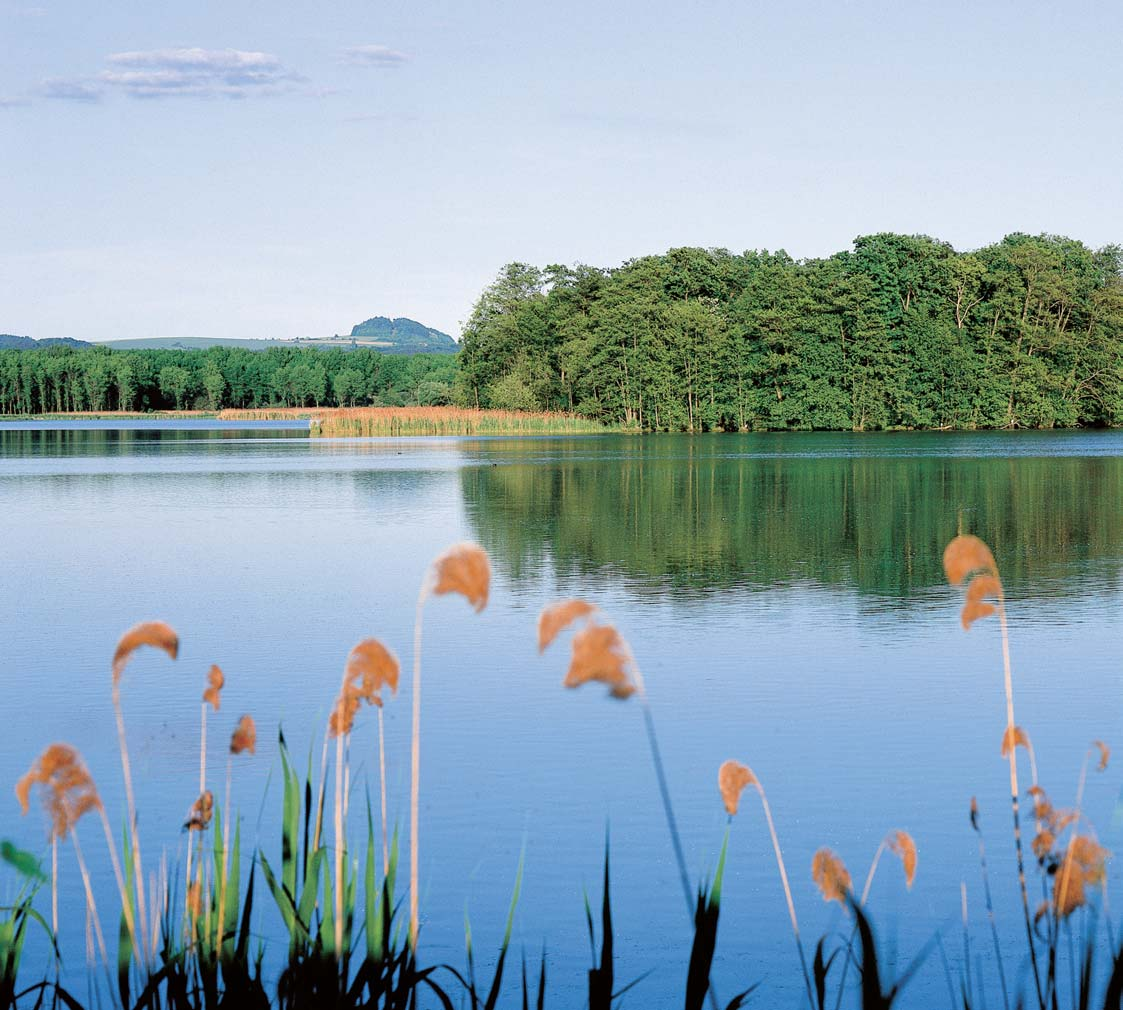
2, 0, 1121, 341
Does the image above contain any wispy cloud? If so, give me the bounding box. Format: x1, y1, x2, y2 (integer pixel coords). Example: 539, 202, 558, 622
42, 78, 102, 102
341, 44, 410, 68
42, 48, 305, 102
0, 95, 31, 107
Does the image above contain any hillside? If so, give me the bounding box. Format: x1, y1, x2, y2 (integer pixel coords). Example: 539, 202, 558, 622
349, 317, 457, 353
0, 334, 90, 350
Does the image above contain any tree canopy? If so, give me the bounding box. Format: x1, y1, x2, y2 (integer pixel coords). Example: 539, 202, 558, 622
456, 234, 1123, 430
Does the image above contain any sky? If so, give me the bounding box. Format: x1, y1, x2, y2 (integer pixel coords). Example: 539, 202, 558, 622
2, 0, 1121, 342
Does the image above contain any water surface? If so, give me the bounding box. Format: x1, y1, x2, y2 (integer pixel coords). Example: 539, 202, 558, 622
2, 425, 1121, 1007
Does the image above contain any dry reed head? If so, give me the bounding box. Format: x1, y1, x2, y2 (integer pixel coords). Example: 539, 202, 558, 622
1094, 740, 1110, 772
538, 599, 597, 653
430, 542, 490, 612
230, 715, 256, 755
112, 621, 179, 685
812, 848, 852, 905
718, 760, 757, 816
969, 797, 980, 832
330, 639, 400, 737
1001, 726, 1032, 760
562, 621, 637, 700
185, 790, 214, 831
943, 536, 1004, 631
1050, 836, 1110, 919
962, 574, 1002, 630
203, 665, 224, 711
887, 831, 917, 888
943, 535, 998, 586
16, 744, 101, 841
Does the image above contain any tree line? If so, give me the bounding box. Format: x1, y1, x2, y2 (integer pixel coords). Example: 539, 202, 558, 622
0, 345, 457, 414
455, 233, 1123, 430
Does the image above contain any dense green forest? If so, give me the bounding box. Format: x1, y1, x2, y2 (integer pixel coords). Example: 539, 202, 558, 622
457, 233, 1123, 430
0, 345, 457, 413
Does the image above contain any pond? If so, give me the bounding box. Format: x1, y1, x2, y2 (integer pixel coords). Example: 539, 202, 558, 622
2, 424, 1121, 1007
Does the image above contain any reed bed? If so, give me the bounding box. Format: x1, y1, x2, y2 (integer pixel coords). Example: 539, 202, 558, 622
3, 535, 1123, 1010
216, 405, 619, 436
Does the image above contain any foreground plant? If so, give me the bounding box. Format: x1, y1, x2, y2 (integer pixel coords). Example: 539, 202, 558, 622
410, 542, 490, 949
945, 533, 1045, 1009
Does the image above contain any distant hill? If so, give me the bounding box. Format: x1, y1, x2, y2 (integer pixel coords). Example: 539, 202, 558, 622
2, 316, 458, 356
0, 334, 91, 350
349, 317, 457, 353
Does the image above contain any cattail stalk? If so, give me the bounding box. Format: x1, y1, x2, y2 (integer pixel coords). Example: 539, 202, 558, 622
996, 598, 1043, 1010
378, 707, 389, 875
749, 780, 815, 1010
112, 684, 150, 967
409, 587, 425, 950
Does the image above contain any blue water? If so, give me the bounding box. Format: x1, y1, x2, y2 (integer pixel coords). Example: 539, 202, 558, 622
1, 423, 1121, 1008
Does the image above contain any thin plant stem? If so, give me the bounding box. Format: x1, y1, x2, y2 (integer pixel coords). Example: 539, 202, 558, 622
199, 701, 207, 795
217, 757, 233, 953
972, 813, 1011, 1010
409, 585, 427, 951
70, 829, 113, 996
95, 805, 140, 961
752, 782, 816, 1010
334, 715, 346, 961
313, 733, 331, 853
378, 706, 389, 875
997, 598, 1044, 1010
51, 837, 57, 939
112, 684, 150, 968
834, 837, 889, 1009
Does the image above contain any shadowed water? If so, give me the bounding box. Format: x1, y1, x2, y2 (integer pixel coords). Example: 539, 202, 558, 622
1, 424, 1121, 1007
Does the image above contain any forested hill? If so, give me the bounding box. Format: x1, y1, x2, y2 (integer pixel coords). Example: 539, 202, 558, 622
350, 316, 457, 353
456, 233, 1123, 430
0, 334, 91, 350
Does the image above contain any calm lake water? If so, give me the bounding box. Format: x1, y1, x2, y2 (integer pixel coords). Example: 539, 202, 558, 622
2, 423, 1122, 1007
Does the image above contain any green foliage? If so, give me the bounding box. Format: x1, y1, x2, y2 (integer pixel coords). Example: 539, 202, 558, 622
457, 235, 1123, 430
0, 346, 459, 414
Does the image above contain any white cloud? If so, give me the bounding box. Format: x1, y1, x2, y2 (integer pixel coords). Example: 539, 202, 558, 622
341, 44, 410, 68
41, 78, 102, 102
43, 48, 305, 102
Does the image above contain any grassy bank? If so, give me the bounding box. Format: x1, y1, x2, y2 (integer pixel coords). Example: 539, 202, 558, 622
222, 406, 622, 436
3, 538, 1121, 1010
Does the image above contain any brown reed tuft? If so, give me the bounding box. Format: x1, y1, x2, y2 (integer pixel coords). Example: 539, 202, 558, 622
970, 796, 979, 830
943, 535, 998, 587
1047, 837, 1110, 920
887, 830, 918, 889
812, 847, 852, 905
430, 542, 490, 612
230, 715, 256, 755
717, 760, 756, 816
537, 599, 596, 653
1094, 740, 1110, 772
330, 639, 399, 737
962, 574, 1002, 629
111, 621, 179, 685
16, 744, 101, 840
202, 665, 224, 711
1001, 726, 1032, 759
184, 790, 214, 831
562, 621, 637, 699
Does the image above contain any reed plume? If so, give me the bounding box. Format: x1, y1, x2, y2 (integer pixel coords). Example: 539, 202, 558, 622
409, 544, 489, 951
111, 620, 179, 968
330, 639, 399, 960
16, 744, 137, 980
944, 534, 1043, 1008
541, 600, 695, 919
811, 848, 852, 906
216, 714, 256, 954
719, 760, 814, 1008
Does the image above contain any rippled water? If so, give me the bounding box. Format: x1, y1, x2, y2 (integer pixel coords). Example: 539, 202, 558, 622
1, 424, 1121, 1007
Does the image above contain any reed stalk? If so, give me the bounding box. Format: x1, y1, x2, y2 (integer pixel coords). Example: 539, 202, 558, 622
970, 799, 1011, 1010
111, 685, 150, 968
378, 707, 389, 875
410, 586, 425, 951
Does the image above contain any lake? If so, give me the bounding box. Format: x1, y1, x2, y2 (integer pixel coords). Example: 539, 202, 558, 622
2, 423, 1121, 1008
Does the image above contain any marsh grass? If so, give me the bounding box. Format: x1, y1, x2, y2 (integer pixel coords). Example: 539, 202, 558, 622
216, 406, 621, 437
7, 535, 1123, 1010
